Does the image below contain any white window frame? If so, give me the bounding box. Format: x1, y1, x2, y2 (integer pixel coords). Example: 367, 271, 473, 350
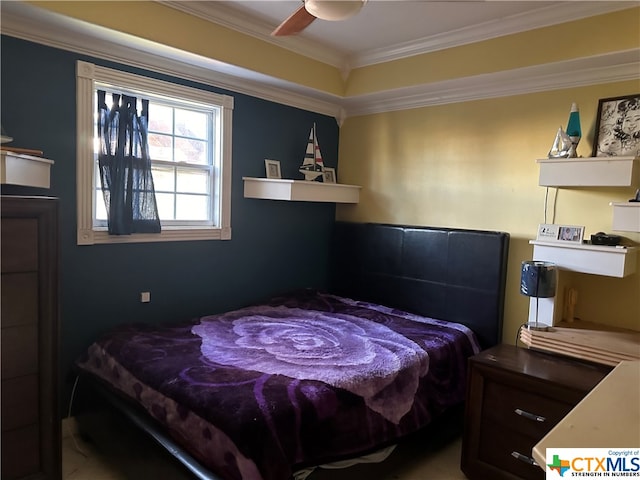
76, 60, 233, 245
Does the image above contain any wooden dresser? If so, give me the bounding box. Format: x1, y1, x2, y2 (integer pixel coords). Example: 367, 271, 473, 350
1, 196, 61, 480
461, 344, 611, 480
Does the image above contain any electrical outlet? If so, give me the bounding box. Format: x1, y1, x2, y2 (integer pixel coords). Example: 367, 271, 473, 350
140, 291, 151, 303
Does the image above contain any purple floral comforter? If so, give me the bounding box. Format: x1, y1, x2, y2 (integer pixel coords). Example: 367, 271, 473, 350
76, 290, 480, 480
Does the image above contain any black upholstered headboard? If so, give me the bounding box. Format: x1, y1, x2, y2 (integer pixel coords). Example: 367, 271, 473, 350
329, 222, 510, 349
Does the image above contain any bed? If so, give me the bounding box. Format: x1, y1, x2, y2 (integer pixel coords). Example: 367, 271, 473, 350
73, 222, 509, 480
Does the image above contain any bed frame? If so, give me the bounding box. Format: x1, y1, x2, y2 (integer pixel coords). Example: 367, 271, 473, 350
74, 222, 510, 480
330, 222, 509, 349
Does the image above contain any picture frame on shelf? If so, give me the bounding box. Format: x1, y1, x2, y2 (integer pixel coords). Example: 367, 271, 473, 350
537, 224, 585, 244
322, 167, 336, 184
264, 159, 281, 179
592, 94, 640, 157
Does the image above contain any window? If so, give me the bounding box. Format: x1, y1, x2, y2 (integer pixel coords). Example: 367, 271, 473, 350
77, 61, 233, 244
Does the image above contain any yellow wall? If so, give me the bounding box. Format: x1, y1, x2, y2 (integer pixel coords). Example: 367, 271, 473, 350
337, 81, 640, 342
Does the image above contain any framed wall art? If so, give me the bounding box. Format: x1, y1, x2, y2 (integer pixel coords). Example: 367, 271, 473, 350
264, 159, 281, 179
592, 94, 640, 157
322, 167, 336, 183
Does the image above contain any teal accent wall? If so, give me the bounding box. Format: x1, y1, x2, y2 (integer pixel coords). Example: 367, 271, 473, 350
1, 35, 340, 416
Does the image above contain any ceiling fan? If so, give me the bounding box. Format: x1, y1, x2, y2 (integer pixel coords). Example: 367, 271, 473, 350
272, 0, 367, 36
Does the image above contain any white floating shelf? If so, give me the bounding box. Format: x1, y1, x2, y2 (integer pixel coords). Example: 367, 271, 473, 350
537, 156, 638, 187
530, 240, 637, 278
611, 202, 640, 233
1, 151, 54, 188
243, 177, 361, 203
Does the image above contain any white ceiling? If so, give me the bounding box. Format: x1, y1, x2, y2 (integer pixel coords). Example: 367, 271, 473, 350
163, 1, 637, 70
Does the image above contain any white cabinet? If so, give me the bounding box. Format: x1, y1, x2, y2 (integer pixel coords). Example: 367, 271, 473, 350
243, 177, 361, 203
537, 156, 638, 187
530, 240, 637, 278
611, 202, 640, 233
0, 150, 54, 188
526, 240, 637, 326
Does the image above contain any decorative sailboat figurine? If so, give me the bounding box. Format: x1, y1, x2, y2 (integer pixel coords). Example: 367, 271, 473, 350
299, 123, 325, 181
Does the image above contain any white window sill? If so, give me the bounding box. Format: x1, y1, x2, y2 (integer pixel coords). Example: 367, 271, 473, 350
77, 226, 231, 245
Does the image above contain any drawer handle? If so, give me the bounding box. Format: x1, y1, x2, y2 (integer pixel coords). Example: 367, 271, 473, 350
511, 451, 538, 466
515, 408, 546, 422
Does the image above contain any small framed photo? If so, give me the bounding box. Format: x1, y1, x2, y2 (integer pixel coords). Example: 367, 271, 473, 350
592, 94, 640, 157
322, 167, 336, 183
264, 159, 281, 179
537, 224, 584, 243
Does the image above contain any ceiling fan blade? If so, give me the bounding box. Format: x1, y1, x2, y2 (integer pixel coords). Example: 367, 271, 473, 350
271, 4, 317, 36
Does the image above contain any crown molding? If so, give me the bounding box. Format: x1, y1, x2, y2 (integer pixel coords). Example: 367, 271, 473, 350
1, 1, 637, 125
342, 49, 640, 117
161, 1, 636, 71
349, 2, 635, 68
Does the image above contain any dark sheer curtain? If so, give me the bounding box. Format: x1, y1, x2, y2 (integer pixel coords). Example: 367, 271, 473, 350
97, 90, 161, 235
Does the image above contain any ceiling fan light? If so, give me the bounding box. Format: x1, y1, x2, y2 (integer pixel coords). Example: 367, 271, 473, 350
304, 0, 365, 21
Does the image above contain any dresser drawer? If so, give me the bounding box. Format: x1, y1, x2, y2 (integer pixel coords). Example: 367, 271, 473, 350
1, 376, 39, 431
1, 272, 39, 328
1, 424, 41, 479
479, 419, 543, 480
482, 378, 575, 439
1, 324, 38, 379
0, 218, 38, 273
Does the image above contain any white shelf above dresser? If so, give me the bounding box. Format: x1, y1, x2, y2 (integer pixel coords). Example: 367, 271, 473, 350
530, 240, 637, 278
537, 156, 638, 187
611, 202, 640, 232
243, 177, 361, 203
1, 150, 54, 188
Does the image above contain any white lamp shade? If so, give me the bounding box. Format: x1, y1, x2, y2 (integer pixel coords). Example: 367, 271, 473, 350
304, 0, 365, 21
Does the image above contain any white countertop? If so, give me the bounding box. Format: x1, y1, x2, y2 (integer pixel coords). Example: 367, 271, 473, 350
532, 360, 640, 468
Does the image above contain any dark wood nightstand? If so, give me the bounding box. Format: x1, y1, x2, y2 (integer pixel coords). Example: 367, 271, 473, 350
460, 344, 611, 480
